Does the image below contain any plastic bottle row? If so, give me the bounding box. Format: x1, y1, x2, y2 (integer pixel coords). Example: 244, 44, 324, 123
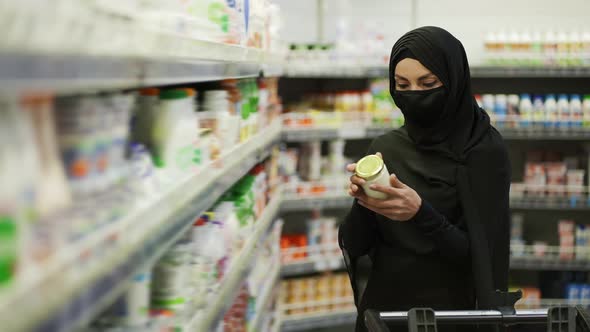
0, 1, 284, 54
483, 29, 590, 66
0, 77, 282, 292
88, 164, 281, 331
280, 273, 354, 316
476, 93, 590, 129
283, 79, 402, 128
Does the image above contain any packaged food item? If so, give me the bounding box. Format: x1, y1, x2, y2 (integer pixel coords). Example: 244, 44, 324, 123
355, 154, 390, 199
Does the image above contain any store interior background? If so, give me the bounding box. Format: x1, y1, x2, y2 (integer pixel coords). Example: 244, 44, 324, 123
277, 0, 590, 64
3, 1, 590, 331
278, 1, 590, 331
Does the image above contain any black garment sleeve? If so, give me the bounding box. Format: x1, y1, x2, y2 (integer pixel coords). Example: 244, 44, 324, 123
411, 199, 470, 263
340, 140, 379, 259
341, 200, 378, 258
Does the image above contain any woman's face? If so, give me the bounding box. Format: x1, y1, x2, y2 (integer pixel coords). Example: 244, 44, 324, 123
394, 58, 443, 91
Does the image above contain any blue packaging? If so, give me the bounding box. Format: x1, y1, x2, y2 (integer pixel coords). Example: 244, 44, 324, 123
566, 283, 582, 300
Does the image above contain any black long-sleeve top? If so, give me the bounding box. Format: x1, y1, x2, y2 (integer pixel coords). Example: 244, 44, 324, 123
340, 126, 511, 332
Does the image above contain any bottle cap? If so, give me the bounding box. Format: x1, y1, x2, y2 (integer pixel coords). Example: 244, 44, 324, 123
355, 155, 384, 179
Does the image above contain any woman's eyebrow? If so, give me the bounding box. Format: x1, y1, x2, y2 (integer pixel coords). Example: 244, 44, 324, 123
394, 74, 409, 81
418, 73, 436, 80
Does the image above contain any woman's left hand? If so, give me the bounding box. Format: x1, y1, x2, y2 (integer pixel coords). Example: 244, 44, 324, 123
357, 174, 422, 221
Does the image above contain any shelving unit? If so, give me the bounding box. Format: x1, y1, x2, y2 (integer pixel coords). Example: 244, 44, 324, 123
510, 196, 590, 210
282, 65, 388, 78
281, 66, 590, 79
470, 66, 590, 78
281, 194, 353, 212
0, 121, 281, 332
0, 2, 285, 94
283, 193, 590, 212
0, 53, 277, 94
283, 125, 590, 142
281, 310, 357, 331
281, 243, 344, 277
186, 190, 283, 332
511, 257, 590, 271
248, 266, 281, 332
515, 298, 590, 309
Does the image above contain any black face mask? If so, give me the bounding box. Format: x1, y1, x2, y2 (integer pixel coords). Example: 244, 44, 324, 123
393, 86, 447, 128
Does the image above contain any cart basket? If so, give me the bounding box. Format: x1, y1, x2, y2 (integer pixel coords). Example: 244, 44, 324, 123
365, 306, 590, 332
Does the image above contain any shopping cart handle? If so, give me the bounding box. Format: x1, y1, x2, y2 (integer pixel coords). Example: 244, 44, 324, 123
367, 307, 590, 332
377, 309, 548, 325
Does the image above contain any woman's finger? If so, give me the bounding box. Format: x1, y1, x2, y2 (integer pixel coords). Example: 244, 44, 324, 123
346, 163, 356, 172
359, 196, 392, 209
376, 152, 383, 159
369, 183, 403, 197
350, 175, 365, 186
351, 184, 358, 192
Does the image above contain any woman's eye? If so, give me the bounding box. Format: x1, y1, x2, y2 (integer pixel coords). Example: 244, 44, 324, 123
423, 81, 438, 88
396, 83, 409, 89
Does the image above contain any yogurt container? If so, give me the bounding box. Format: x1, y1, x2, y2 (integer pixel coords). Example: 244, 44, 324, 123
355, 155, 390, 199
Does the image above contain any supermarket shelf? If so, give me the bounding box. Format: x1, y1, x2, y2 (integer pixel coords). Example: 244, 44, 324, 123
511, 257, 590, 271
510, 196, 590, 210
187, 190, 284, 332
0, 121, 282, 332
281, 310, 357, 331
498, 127, 590, 140
281, 243, 590, 273
282, 126, 590, 142
282, 193, 590, 212
281, 243, 344, 277
282, 126, 394, 142
281, 194, 353, 212
281, 65, 590, 79
515, 299, 590, 309
470, 66, 590, 78
249, 266, 281, 332
282, 65, 388, 78
281, 258, 345, 277
0, 53, 270, 94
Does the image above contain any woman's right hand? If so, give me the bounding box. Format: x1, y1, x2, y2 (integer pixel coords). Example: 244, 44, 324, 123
347, 152, 382, 199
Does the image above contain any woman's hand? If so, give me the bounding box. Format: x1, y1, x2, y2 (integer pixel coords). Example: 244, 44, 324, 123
346, 153, 422, 221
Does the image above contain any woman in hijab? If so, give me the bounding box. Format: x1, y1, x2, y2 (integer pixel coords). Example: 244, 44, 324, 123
339, 26, 511, 332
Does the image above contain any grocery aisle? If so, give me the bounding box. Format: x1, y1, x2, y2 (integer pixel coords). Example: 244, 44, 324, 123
2, 1, 590, 332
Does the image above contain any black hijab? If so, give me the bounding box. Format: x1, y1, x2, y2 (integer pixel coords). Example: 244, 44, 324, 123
390, 26, 510, 309
340, 27, 510, 314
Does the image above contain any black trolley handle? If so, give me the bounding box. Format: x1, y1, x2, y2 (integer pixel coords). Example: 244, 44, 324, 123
366, 308, 551, 332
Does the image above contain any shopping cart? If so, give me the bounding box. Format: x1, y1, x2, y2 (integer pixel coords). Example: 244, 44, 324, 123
364, 291, 590, 332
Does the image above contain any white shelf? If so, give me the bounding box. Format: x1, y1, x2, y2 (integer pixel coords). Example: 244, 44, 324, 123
511, 196, 590, 210
186, 189, 283, 332
281, 243, 345, 277
0, 50, 280, 94
0, 2, 284, 93
280, 65, 590, 79
248, 266, 281, 332
282, 191, 590, 213
282, 125, 590, 142
281, 310, 357, 331
281, 194, 353, 212
0, 121, 282, 332
515, 299, 590, 309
